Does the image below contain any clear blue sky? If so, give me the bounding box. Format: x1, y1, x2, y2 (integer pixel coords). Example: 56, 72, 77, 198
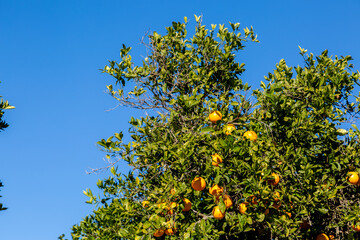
1, 0, 359, 239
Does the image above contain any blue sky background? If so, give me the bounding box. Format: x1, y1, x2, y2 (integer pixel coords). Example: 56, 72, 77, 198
1, 0, 359, 239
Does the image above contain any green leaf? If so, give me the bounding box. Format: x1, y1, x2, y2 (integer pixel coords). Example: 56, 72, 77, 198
201, 127, 215, 133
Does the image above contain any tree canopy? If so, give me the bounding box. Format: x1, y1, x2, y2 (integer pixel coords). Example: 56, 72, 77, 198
64, 16, 360, 240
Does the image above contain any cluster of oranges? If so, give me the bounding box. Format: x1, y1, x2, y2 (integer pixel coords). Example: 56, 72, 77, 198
147, 111, 360, 238
209, 111, 360, 238
208, 111, 282, 216
209, 110, 257, 140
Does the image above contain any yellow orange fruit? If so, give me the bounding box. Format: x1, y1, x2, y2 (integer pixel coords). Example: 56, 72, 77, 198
268, 173, 280, 186
170, 188, 176, 195
209, 184, 223, 196
153, 229, 165, 237
212, 206, 225, 220
243, 130, 257, 141
225, 124, 236, 135
165, 228, 176, 236
329, 235, 334, 240
209, 111, 222, 123
352, 225, 360, 232
182, 198, 191, 212
348, 172, 359, 185
239, 202, 248, 214
316, 233, 329, 240
223, 195, 233, 209
285, 212, 291, 218
142, 200, 150, 208
192, 177, 206, 191
211, 153, 223, 166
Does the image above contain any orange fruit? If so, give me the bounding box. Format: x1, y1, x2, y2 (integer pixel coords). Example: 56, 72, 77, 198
192, 177, 206, 191
225, 124, 236, 135
316, 233, 329, 240
268, 173, 280, 186
211, 153, 223, 166
142, 200, 150, 208
239, 202, 248, 214
223, 195, 233, 209
170, 188, 176, 195
153, 229, 165, 237
348, 172, 359, 185
352, 225, 360, 232
285, 212, 291, 218
209, 184, 223, 196
165, 228, 176, 235
212, 206, 225, 219
182, 198, 192, 212
243, 130, 257, 141
209, 111, 222, 123
329, 235, 334, 240
164, 221, 176, 235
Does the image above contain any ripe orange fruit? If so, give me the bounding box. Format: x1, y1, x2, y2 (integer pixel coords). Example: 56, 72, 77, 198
153, 229, 165, 237
209, 111, 222, 123
212, 206, 225, 219
170, 188, 176, 195
209, 184, 223, 196
352, 225, 360, 232
329, 235, 334, 240
211, 153, 223, 166
268, 173, 280, 186
182, 198, 192, 212
223, 195, 233, 209
164, 221, 176, 235
243, 130, 257, 141
225, 124, 236, 135
239, 202, 248, 214
316, 233, 329, 240
142, 200, 150, 208
165, 228, 176, 235
348, 172, 359, 185
192, 177, 206, 191
285, 212, 291, 218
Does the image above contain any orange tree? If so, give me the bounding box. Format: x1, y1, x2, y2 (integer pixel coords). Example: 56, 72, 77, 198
64, 16, 360, 239
0, 81, 14, 211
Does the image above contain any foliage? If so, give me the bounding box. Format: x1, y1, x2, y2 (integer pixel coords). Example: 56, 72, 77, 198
0, 81, 14, 132
0, 81, 14, 212
64, 16, 360, 239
